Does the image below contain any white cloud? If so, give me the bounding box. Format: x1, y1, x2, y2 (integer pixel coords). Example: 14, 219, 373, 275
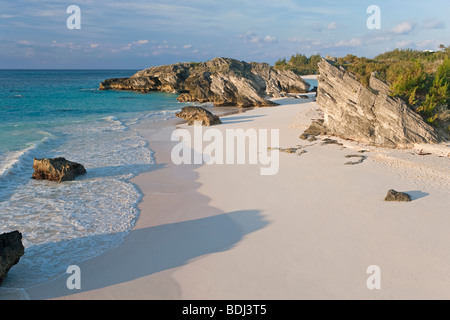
1, 14, 16, 19
90, 43, 99, 49
349, 38, 362, 47
18, 40, 32, 45
264, 35, 277, 43
133, 40, 149, 45
238, 31, 260, 44
31, 9, 61, 17
239, 31, 278, 45
183, 44, 192, 49
392, 21, 415, 34
50, 40, 80, 50
327, 22, 338, 30
335, 38, 362, 48
112, 40, 149, 53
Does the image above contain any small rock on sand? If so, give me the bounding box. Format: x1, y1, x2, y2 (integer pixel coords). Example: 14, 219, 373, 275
384, 189, 412, 202
175, 106, 222, 126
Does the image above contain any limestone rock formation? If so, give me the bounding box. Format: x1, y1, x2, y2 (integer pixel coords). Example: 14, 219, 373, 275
100, 57, 310, 107
175, 106, 222, 126
384, 190, 412, 202
299, 119, 328, 141
32, 157, 86, 182
0, 231, 25, 285
314, 59, 440, 148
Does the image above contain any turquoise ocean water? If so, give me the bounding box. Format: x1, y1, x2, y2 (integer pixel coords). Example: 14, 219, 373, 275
0, 70, 185, 296
0, 70, 318, 298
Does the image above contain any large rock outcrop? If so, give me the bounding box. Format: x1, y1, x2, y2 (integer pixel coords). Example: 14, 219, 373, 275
32, 157, 86, 182
175, 106, 222, 126
100, 57, 310, 107
0, 231, 25, 285
315, 59, 440, 148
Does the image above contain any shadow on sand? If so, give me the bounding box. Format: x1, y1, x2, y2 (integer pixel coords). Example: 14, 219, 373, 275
8, 129, 269, 300
26, 209, 268, 299
220, 114, 266, 125
406, 190, 430, 201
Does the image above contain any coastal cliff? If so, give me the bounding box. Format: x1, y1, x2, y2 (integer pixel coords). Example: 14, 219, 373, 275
100, 57, 310, 107
315, 59, 440, 148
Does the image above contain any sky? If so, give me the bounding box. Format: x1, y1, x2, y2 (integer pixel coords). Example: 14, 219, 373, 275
1, 0, 449, 69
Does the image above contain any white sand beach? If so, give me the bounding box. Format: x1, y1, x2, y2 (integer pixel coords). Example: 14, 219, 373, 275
26, 90, 450, 300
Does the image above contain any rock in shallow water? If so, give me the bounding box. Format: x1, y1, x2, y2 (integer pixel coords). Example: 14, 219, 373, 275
175, 106, 222, 126
384, 190, 412, 202
0, 231, 25, 286
32, 157, 86, 182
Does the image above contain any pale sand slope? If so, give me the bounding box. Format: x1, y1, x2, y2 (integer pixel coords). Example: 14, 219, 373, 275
27, 95, 450, 300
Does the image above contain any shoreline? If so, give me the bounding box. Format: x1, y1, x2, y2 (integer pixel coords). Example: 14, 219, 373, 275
23, 103, 251, 299
22, 93, 450, 299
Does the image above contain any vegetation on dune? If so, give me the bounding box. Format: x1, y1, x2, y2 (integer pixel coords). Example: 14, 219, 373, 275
274, 53, 321, 75
276, 47, 449, 133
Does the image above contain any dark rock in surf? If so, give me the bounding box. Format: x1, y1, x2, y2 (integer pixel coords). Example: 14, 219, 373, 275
0, 231, 25, 286
32, 157, 86, 182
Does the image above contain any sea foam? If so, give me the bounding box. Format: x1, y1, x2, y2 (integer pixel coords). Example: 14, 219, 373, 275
0, 114, 158, 291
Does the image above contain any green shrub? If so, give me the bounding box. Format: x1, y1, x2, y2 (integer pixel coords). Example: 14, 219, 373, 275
387, 60, 427, 103
274, 53, 321, 75
417, 57, 450, 123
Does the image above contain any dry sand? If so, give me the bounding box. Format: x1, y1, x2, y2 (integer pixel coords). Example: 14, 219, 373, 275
26, 93, 450, 300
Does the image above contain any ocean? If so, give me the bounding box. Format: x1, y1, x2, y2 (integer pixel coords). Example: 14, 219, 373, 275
0, 70, 185, 296
0, 70, 317, 298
